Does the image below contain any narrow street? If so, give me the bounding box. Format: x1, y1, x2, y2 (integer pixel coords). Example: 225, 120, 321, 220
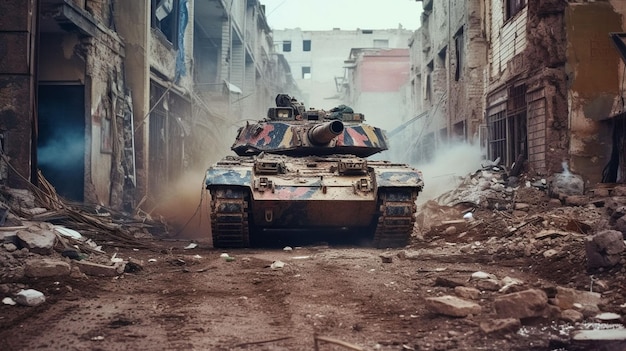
2, 182, 626, 351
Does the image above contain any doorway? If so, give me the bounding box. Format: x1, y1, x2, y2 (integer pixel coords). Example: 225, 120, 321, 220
37, 84, 85, 201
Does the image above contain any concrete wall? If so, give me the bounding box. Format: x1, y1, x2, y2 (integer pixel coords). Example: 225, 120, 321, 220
566, 1, 624, 183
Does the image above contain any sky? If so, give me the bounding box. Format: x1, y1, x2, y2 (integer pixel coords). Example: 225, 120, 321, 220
260, 0, 424, 31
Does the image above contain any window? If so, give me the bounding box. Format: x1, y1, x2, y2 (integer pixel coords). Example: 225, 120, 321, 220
454, 29, 464, 81
151, 0, 180, 48
303, 40, 311, 51
283, 40, 291, 52
302, 66, 311, 79
373, 39, 388, 48
488, 84, 528, 168
506, 0, 526, 20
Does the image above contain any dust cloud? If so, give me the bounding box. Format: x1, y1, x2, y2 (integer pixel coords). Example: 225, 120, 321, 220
412, 142, 486, 204
151, 166, 213, 242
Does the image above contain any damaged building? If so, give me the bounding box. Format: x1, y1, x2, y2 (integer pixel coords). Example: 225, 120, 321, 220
405, 0, 626, 185
0, 0, 295, 212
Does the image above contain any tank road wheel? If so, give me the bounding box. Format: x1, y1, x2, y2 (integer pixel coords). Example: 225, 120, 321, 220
372, 189, 418, 248
209, 187, 251, 248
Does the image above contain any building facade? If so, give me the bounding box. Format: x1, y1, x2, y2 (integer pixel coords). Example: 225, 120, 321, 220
409, 0, 626, 186
271, 28, 413, 112
0, 0, 294, 211
399, 0, 487, 165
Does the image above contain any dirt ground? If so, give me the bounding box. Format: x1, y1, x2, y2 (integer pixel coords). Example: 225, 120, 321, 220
1, 182, 626, 350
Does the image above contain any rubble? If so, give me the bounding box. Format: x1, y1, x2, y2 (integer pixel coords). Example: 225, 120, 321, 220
494, 289, 549, 319
15, 289, 45, 307
24, 258, 71, 278
584, 230, 626, 269
425, 295, 481, 317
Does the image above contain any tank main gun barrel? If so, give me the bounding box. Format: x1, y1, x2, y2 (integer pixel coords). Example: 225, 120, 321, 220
308, 120, 344, 145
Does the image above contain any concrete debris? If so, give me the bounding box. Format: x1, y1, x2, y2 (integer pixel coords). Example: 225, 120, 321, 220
16, 289, 46, 307
16, 229, 56, 255
425, 295, 482, 317
24, 258, 71, 278
553, 287, 602, 311
270, 261, 285, 270
470, 271, 496, 280
570, 329, 626, 351
494, 289, 549, 319
584, 230, 626, 269
73, 260, 126, 277
183, 242, 197, 250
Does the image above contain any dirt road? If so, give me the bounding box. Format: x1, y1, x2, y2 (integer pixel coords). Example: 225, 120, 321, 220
0, 235, 609, 351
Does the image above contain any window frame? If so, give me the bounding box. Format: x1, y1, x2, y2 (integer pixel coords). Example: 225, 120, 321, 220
283, 40, 292, 52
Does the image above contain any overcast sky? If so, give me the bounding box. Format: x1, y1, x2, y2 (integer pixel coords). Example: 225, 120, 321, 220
260, 0, 424, 31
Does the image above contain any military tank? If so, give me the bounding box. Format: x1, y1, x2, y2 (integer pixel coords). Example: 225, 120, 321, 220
205, 94, 424, 248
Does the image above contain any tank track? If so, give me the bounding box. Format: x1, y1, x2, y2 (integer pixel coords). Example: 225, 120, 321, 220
372, 189, 418, 248
209, 187, 251, 248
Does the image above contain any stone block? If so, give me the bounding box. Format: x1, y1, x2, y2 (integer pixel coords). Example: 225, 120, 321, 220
494, 289, 548, 319
454, 286, 481, 300
16, 229, 56, 255
585, 230, 626, 269
73, 260, 125, 277
24, 258, 71, 278
16, 289, 45, 307
425, 295, 481, 317
554, 286, 601, 310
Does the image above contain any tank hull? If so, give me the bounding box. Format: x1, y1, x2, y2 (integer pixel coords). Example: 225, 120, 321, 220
206, 154, 423, 248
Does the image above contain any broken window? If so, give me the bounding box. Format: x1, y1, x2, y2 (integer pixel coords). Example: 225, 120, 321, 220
488, 84, 528, 168
303, 40, 311, 51
283, 40, 291, 52
151, 0, 180, 48
302, 66, 311, 79
506, 0, 526, 20
454, 28, 464, 81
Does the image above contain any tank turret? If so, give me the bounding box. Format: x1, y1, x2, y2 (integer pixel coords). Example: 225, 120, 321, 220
231, 95, 388, 157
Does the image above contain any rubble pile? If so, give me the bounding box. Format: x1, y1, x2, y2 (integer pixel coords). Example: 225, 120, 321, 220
0, 183, 165, 307
414, 163, 626, 347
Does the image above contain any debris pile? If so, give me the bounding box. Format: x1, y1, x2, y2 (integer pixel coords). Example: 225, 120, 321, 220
0, 178, 167, 307
414, 162, 626, 347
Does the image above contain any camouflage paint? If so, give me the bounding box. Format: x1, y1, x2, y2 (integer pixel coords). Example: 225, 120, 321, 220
205, 168, 252, 186
232, 121, 388, 157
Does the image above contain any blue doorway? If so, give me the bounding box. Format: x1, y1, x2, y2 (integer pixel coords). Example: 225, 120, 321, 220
37, 84, 85, 202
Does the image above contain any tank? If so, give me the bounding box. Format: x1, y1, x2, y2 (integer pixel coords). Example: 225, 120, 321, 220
205, 94, 424, 248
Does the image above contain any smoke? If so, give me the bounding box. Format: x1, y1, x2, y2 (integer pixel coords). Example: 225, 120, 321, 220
38, 131, 84, 168
152, 165, 213, 241
413, 142, 486, 204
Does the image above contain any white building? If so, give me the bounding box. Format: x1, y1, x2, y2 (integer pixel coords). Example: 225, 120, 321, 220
271, 28, 414, 112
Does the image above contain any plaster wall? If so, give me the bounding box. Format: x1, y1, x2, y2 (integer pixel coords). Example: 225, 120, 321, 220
566, 1, 624, 183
